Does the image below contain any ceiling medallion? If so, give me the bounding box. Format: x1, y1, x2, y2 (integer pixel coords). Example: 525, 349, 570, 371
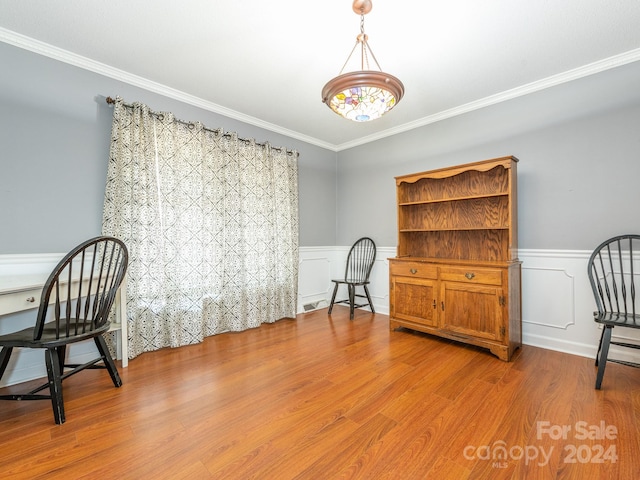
321, 0, 404, 122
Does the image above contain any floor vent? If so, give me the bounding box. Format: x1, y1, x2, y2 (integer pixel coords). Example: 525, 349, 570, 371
303, 300, 328, 312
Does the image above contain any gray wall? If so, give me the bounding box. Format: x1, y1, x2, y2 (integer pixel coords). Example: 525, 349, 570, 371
337, 60, 640, 250
0, 42, 337, 253
2, 39, 640, 255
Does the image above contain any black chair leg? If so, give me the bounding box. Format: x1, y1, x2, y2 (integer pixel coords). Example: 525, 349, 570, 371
595, 326, 606, 367
363, 285, 375, 314
595, 326, 613, 390
0, 346, 13, 380
348, 284, 355, 320
45, 348, 65, 424
328, 282, 339, 315
95, 335, 122, 388
57, 345, 67, 372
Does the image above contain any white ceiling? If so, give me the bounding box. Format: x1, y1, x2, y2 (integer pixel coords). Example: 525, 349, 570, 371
1, 0, 640, 151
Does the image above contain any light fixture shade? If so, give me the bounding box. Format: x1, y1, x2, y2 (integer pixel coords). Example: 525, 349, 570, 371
322, 70, 405, 122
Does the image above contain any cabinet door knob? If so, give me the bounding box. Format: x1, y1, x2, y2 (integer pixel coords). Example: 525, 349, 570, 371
410, 268, 417, 274
465, 272, 475, 280
432, 299, 436, 308
26, 296, 35, 303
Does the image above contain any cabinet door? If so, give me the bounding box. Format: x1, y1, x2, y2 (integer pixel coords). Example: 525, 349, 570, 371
390, 276, 438, 327
439, 281, 504, 341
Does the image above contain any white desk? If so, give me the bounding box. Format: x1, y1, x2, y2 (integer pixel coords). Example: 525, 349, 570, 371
0, 274, 128, 367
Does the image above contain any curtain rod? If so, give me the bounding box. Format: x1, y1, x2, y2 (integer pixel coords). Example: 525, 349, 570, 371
105, 96, 298, 157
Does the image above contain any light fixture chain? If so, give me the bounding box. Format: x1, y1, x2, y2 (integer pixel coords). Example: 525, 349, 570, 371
363, 38, 382, 71
360, 14, 368, 70
363, 39, 370, 70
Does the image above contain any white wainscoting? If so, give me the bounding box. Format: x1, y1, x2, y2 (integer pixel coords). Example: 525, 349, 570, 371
0, 253, 103, 387
297, 246, 394, 316
297, 246, 640, 363
3, 247, 639, 387
519, 249, 640, 363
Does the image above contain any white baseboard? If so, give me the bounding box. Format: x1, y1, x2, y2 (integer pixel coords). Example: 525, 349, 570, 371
298, 246, 640, 363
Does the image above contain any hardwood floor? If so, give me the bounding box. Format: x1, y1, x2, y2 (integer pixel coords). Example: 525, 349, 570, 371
0, 307, 638, 479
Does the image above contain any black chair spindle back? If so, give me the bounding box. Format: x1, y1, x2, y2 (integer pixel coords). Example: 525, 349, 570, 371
36, 237, 127, 341
345, 237, 377, 283
587, 234, 640, 389
329, 237, 377, 320
588, 235, 639, 323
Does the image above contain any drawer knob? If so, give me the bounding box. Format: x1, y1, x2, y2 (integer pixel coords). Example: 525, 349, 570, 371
26, 296, 36, 303
465, 272, 475, 280
410, 268, 417, 274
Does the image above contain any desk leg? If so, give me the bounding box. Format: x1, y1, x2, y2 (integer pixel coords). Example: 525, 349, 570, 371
115, 275, 128, 367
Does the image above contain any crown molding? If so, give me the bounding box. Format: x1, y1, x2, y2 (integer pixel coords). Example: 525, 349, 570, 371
334, 48, 640, 151
0, 28, 336, 152
3, 27, 640, 153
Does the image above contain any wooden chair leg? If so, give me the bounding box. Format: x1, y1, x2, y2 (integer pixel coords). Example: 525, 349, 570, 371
95, 335, 122, 388
595, 326, 613, 390
328, 282, 339, 314
45, 348, 65, 424
363, 285, 375, 313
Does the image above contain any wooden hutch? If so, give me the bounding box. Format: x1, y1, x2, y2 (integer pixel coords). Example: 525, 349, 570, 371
388, 156, 521, 361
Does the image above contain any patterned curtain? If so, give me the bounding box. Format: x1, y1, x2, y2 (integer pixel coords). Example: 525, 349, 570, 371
102, 98, 299, 359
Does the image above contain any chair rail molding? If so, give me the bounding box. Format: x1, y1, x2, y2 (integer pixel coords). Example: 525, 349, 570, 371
0, 252, 66, 276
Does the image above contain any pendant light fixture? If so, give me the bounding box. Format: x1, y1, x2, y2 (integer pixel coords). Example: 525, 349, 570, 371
321, 0, 404, 122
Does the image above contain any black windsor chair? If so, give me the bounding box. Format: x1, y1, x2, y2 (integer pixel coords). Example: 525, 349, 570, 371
328, 237, 377, 320
0, 236, 128, 424
588, 234, 640, 389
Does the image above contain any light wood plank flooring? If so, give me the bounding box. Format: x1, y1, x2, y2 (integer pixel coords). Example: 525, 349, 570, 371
1, 307, 639, 479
